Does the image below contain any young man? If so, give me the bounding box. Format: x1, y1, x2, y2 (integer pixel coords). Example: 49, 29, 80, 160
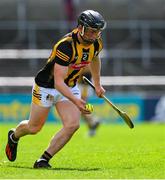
5, 10, 106, 168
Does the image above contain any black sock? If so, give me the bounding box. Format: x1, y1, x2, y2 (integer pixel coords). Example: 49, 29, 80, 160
11, 133, 19, 142
40, 151, 52, 162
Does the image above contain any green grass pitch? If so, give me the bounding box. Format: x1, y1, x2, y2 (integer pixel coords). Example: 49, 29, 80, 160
0, 123, 164, 179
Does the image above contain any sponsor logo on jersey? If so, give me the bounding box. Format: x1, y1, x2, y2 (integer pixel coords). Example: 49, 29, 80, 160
70, 61, 90, 70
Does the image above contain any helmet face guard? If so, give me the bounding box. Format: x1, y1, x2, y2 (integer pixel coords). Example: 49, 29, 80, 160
79, 26, 102, 43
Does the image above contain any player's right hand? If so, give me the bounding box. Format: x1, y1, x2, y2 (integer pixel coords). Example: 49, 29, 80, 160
74, 98, 91, 114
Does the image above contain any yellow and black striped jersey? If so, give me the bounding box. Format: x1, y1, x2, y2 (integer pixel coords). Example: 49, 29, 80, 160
35, 28, 103, 88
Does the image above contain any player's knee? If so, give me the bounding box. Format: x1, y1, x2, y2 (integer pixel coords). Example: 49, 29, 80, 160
28, 125, 42, 135
73, 123, 80, 131
65, 123, 80, 134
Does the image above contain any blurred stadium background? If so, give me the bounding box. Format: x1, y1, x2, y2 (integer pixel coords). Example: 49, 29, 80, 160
0, 0, 165, 124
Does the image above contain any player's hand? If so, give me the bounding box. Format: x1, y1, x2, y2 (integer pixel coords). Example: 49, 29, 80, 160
95, 85, 105, 97
73, 98, 86, 112
74, 98, 92, 114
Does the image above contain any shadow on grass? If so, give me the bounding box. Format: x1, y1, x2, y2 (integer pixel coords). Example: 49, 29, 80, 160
5, 164, 100, 171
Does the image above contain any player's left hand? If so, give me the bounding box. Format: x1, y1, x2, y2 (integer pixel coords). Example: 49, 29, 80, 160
95, 85, 105, 97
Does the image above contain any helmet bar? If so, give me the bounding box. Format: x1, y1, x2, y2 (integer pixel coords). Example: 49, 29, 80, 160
80, 26, 85, 36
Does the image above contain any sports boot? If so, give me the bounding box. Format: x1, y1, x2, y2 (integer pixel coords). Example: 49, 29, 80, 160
5, 129, 19, 161
33, 159, 51, 169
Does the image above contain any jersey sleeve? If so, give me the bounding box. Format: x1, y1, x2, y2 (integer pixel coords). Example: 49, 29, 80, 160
53, 41, 73, 66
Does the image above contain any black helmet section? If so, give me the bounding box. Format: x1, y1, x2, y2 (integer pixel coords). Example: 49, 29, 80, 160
78, 10, 106, 30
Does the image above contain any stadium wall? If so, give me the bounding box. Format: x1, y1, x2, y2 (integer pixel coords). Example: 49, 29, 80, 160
0, 93, 163, 124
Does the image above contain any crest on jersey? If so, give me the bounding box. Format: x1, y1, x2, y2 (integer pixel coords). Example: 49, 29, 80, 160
82, 52, 89, 61
82, 48, 89, 61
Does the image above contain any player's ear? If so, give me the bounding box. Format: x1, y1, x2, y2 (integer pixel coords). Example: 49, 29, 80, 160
78, 25, 83, 32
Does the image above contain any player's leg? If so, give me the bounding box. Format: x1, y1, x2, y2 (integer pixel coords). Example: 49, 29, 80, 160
5, 83, 52, 162
47, 100, 80, 155
15, 103, 50, 137
5, 102, 50, 162
34, 100, 81, 168
82, 113, 96, 128
82, 113, 100, 136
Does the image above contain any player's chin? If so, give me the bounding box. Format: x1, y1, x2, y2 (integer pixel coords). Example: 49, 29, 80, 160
84, 39, 95, 44
88, 39, 95, 43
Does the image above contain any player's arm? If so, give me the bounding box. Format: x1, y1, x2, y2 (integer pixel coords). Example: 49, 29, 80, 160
54, 64, 86, 112
89, 56, 105, 97
53, 41, 88, 113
